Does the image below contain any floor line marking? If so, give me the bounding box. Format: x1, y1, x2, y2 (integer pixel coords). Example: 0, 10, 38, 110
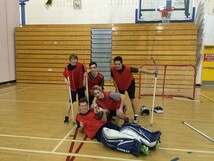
0, 147, 142, 161
51, 125, 77, 152
200, 93, 214, 102
0, 133, 98, 144
0, 87, 32, 97
0, 86, 17, 91
159, 147, 214, 154
69, 135, 88, 161
1, 134, 213, 154
66, 127, 78, 161
0, 99, 67, 104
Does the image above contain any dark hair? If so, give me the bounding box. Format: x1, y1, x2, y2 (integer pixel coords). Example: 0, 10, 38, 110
78, 97, 88, 105
69, 53, 78, 61
114, 56, 123, 64
89, 61, 97, 67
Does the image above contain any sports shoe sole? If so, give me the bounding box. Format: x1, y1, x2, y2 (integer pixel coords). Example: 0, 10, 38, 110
133, 119, 138, 124
64, 116, 69, 124
155, 141, 160, 149
140, 145, 149, 155
64, 120, 69, 124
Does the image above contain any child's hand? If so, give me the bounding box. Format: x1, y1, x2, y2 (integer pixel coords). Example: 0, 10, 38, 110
84, 72, 88, 78
66, 80, 70, 86
80, 121, 85, 127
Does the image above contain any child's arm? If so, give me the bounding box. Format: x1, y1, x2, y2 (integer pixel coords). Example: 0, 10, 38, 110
76, 120, 84, 133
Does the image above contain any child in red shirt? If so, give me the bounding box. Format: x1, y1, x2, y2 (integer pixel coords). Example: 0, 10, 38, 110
76, 97, 161, 156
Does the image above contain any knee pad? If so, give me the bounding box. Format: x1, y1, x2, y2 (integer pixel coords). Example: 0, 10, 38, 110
101, 127, 141, 157
120, 123, 161, 148
102, 127, 135, 140
102, 127, 120, 139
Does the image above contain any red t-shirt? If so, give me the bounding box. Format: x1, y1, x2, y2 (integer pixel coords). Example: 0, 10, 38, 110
87, 72, 104, 96
111, 65, 134, 91
76, 110, 105, 139
96, 91, 121, 111
63, 62, 85, 92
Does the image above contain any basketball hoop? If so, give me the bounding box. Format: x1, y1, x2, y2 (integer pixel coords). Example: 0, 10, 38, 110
158, 6, 175, 23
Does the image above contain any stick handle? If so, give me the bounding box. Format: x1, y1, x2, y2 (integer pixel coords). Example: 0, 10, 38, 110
83, 62, 89, 110
182, 121, 214, 142
150, 77, 157, 126
67, 77, 75, 123
150, 57, 158, 126
85, 76, 89, 110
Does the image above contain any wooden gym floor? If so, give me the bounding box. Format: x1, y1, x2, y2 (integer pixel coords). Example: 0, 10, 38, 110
0, 83, 213, 161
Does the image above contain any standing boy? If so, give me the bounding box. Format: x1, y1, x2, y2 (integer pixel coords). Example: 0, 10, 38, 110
83, 62, 104, 106
63, 53, 86, 124
111, 56, 155, 124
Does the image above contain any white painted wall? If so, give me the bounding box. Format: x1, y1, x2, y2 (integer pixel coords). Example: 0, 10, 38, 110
25, 0, 214, 25
25, 0, 139, 24
0, 0, 20, 83
196, 13, 214, 84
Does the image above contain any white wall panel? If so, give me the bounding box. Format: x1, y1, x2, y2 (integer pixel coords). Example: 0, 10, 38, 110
25, 0, 139, 24
0, 0, 20, 83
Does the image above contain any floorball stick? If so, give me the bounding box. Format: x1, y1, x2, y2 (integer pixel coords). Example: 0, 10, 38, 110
182, 121, 214, 142
68, 77, 75, 123
83, 62, 89, 110
85, 76, 89, 110
150, 57, 158, 126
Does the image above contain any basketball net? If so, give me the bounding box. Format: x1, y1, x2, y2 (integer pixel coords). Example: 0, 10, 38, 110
159, 6, 175, 23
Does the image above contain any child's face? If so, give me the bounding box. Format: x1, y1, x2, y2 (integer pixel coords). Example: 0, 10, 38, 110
93, 90, 103, 100
79, 102, 88, 114
90, 64, 97, 74
114, 60, 122, 70
70, 58, 77, 66
94, 105, 100, 114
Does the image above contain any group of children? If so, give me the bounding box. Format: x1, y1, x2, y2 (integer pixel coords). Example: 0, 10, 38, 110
62, 53, 160, 156
63, 53, 155, 124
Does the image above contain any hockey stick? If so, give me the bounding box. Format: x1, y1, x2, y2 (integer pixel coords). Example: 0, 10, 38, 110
64, 62, 75, 123
182, 121, 214, 142
150, 57, 158, 126
85, 74, 89, 110
83, 61, 89, 110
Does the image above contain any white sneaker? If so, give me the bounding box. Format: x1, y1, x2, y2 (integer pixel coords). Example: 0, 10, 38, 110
154, 106, 164, 114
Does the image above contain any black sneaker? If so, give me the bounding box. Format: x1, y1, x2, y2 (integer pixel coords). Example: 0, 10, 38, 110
64, 116, 69, 124
141, 106, 150, 115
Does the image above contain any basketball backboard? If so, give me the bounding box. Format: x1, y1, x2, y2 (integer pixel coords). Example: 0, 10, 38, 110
136, 0, 195, 23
